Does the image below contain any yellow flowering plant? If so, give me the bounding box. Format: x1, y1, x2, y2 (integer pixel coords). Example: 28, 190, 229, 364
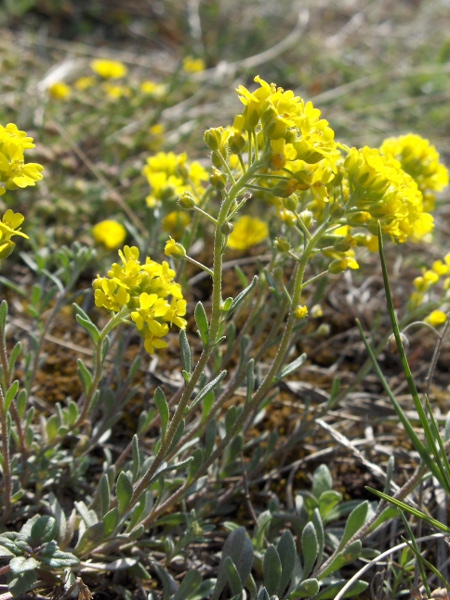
1, 70, 450, 599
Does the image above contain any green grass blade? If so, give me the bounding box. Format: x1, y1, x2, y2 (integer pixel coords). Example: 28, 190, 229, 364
356, 319, 444, 483
377, 223, 450, 493
366, 487, 450, 534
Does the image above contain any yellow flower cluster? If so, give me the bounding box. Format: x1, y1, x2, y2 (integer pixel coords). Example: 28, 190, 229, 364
0, 123, 44, 195
92, 220, 127, 250
343, 146, 434, 242
380, 134, 448, 211
0, 209, 29, 260
142, 151, 209, 208
409, 254, 450, 325
93, 246, 187, 354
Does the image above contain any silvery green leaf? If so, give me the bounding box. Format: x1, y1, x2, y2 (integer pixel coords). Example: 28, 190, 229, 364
24, 515, 57, 545
319, 540, 362, 579
75, 313, 100, 344
301, 522, 318, 579
338, 501, 369, 550
9, 556, 39, 575
99, 473, 111, 516
154, 387, 169, 440
8, 570, 37, 597
276, 530, 296, 596
180, 329, 192, 375
312, 509, 324, 567
230, 275, 258, 313
212, 527, 253, 600
8, 342, 22, 377
132, 435, 141, 483
77, 359, 92, 395
225, 557, 243, 596
74, 521, 105, 554
98, 557, 139, 571
171, 569, 202, 600
194, 302, 209, 346
274, 353, 307, 383
311, 579, 367, 599
116, 472, 134, 515
202, 391, 215, 422
289, 578, 319, 598
245, 359, 255, 403
318, 490, 343, 520
312, 464, 333, 499
191, 370, 227, 410
263, 545, 282, 596
103, 507, 120, 536
4, 380, 19, 412
188, 448, 204, 480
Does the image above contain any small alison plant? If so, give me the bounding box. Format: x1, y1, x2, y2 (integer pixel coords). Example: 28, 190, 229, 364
0, 72, 448, 599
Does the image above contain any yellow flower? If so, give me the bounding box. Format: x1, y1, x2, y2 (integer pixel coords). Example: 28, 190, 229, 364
75, 76, 96, 91
227, 215, 269, 250
425, 310, 447, 326
102, 82, 131, 100
90, 59, 128, 79
0, 124, 44, 192
182, 56, 206, 73
48, 82, 71, 100
294, 305, 308, 319
92, 220, 127, 250
164, 237, 186, 258
93, 246, 187, 354
0, 209, 29, 259
143, 151, 208, 207
380, 133, 449, 195
140, 80, 166, 97
344, 146, 433, 243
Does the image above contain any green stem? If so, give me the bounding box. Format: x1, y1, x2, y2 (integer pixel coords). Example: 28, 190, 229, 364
74, 311, 125, 427
140, 217, 332, 526
125, 158, 268, 511
0, 383, 11, 522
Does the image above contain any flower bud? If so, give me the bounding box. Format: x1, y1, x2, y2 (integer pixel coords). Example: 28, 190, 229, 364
178, 191, 196, 209
228, 132, 246, 154
0, 241, 15, 260
299, 210, 314, 228
274, 237, 291, 252
294, 305, 308, 320
279, 209, 297, 227
204, 128, 222, 151
283, 195, 298, 211
164, 237, 186, 258
387, 332, 410, 354
210, 168, 228, 190
221, 221, 234, 236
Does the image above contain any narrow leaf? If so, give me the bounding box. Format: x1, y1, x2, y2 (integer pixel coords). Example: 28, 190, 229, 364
191, 370, 227, 409
154, 387, 169, 440
338, 501, 369, 550
116, 472, 134, 515
194, 302, 209, 346
301, 522, 318, 579
275, 353, 307, 382
263, 545, 282, 596
179, 329, 192, 375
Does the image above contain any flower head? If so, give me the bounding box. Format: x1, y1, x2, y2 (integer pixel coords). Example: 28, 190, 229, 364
93, 246, 187, 354
0, 124, 44, 193
90, 59, 128, 79
227, 215, 269, 250
92, 220, 127, 250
